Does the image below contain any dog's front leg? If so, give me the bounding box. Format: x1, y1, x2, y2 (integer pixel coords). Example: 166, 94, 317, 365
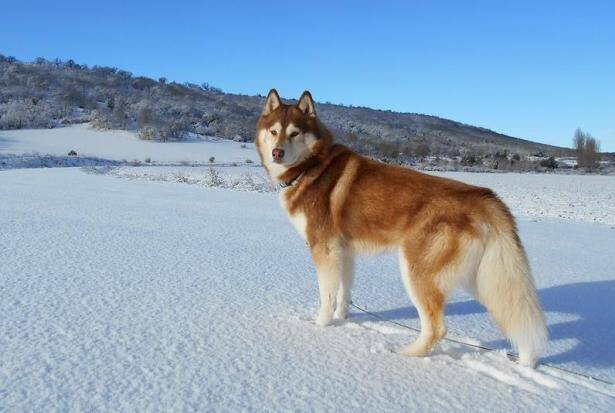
334, 252, 354, 320
311, 242, 342, 326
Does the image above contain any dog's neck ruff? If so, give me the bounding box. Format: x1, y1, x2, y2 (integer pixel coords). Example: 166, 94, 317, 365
276, 155, 321, 189
278, 171, 305, 188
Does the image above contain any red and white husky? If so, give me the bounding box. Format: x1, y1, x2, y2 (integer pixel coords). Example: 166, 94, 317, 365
255, 89, 547, 367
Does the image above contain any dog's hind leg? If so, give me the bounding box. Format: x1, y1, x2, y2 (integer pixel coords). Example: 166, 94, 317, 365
311, 240, 345, 326
398, 249, 448, 357
334, 251, 354, 320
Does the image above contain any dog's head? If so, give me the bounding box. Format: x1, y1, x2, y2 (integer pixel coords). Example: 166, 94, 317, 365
256, 89, 331, 181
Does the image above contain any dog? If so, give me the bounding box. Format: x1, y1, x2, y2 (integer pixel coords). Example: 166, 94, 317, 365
255, 89, 547, 367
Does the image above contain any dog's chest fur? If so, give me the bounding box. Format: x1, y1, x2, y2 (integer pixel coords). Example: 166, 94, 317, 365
279, 189, 308, 240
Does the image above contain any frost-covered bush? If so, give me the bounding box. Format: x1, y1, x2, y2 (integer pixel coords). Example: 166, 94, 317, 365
0, 100, 56, 129
207, 168, 223, 186
138, 125, 158, 140
159, 120, 188, 141
540, 156, 558, 169
91, 101, 129, 130
461, 153, 481, 167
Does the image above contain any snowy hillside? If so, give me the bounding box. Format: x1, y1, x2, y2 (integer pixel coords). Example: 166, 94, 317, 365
0, 56, 565, 159
1, 127, 614, 411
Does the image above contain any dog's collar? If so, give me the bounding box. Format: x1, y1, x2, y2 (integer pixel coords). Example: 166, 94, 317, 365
278, 171, 305, 189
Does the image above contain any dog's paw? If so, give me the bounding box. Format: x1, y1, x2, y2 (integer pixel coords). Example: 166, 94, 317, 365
397, 341, 429, 357
333, 306, 348, 320
315, 311, 333, 326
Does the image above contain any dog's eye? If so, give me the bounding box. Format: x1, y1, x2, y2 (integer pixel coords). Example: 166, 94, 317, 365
270, 129, 278, 136
290, 131, 300, 138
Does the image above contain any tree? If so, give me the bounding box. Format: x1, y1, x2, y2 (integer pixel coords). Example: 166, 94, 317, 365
415, 143, 430, 159
573, 128, 601, 171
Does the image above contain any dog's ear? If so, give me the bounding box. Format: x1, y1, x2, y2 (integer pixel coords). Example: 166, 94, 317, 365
297, 90, 316, 117
262, 89, 281, 116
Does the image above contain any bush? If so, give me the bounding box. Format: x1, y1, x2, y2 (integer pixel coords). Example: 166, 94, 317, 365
377, 141, 400, 159
207, 168, 223, 186
540, 156, 558, 169
415, 143, 430, 159
138, 126, 158, 140
0, 100, 56, 129
460, 153, 480, 167
160, 120, 188, 141
209, 156, 215, 163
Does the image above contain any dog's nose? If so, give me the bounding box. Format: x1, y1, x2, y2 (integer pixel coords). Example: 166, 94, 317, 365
272, 148, 285, 161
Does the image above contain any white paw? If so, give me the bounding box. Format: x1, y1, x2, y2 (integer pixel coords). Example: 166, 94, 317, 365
397, 341, 429, 357
315, 311, 333, 326
333, 306, 348, 320
518, 354, 537, 368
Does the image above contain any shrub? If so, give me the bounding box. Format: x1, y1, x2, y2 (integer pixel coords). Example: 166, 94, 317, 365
540, 156, 558, 169
415, 143, 431, 159
460, 153, 480, 167
209, 156, 215, 163
207, 168, 223, 186
138, 126, 158, 140
377, 141, 400, 159
0, 100, 56, 129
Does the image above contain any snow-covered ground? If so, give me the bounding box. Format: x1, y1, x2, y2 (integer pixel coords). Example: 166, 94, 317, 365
429, 172, 615, 227
1, 127, 615, 411
0, 124, 257, 164
100, 165, 615, 227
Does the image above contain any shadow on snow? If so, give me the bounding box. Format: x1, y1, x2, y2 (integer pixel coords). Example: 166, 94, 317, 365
351, 280, 615, 368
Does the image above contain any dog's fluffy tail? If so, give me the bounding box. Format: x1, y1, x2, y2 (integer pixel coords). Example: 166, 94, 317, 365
475, 203, 547, 367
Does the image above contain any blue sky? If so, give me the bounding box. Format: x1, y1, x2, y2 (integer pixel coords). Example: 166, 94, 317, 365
2, 0, 614, 150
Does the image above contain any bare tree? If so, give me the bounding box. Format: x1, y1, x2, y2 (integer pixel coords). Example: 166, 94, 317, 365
585, 136, 601, 170
573, 128, 601, 171
574, 128, 586, 163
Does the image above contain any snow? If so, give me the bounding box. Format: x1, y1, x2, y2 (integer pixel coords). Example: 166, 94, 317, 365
98, 165, 615, 227
0, 124, 256, 164
428, 171, 615, 227
90, 165, 275, 193
1, 127, 615, 411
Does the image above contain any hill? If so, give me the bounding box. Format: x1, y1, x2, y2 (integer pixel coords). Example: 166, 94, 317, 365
0, 55, 567, 161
